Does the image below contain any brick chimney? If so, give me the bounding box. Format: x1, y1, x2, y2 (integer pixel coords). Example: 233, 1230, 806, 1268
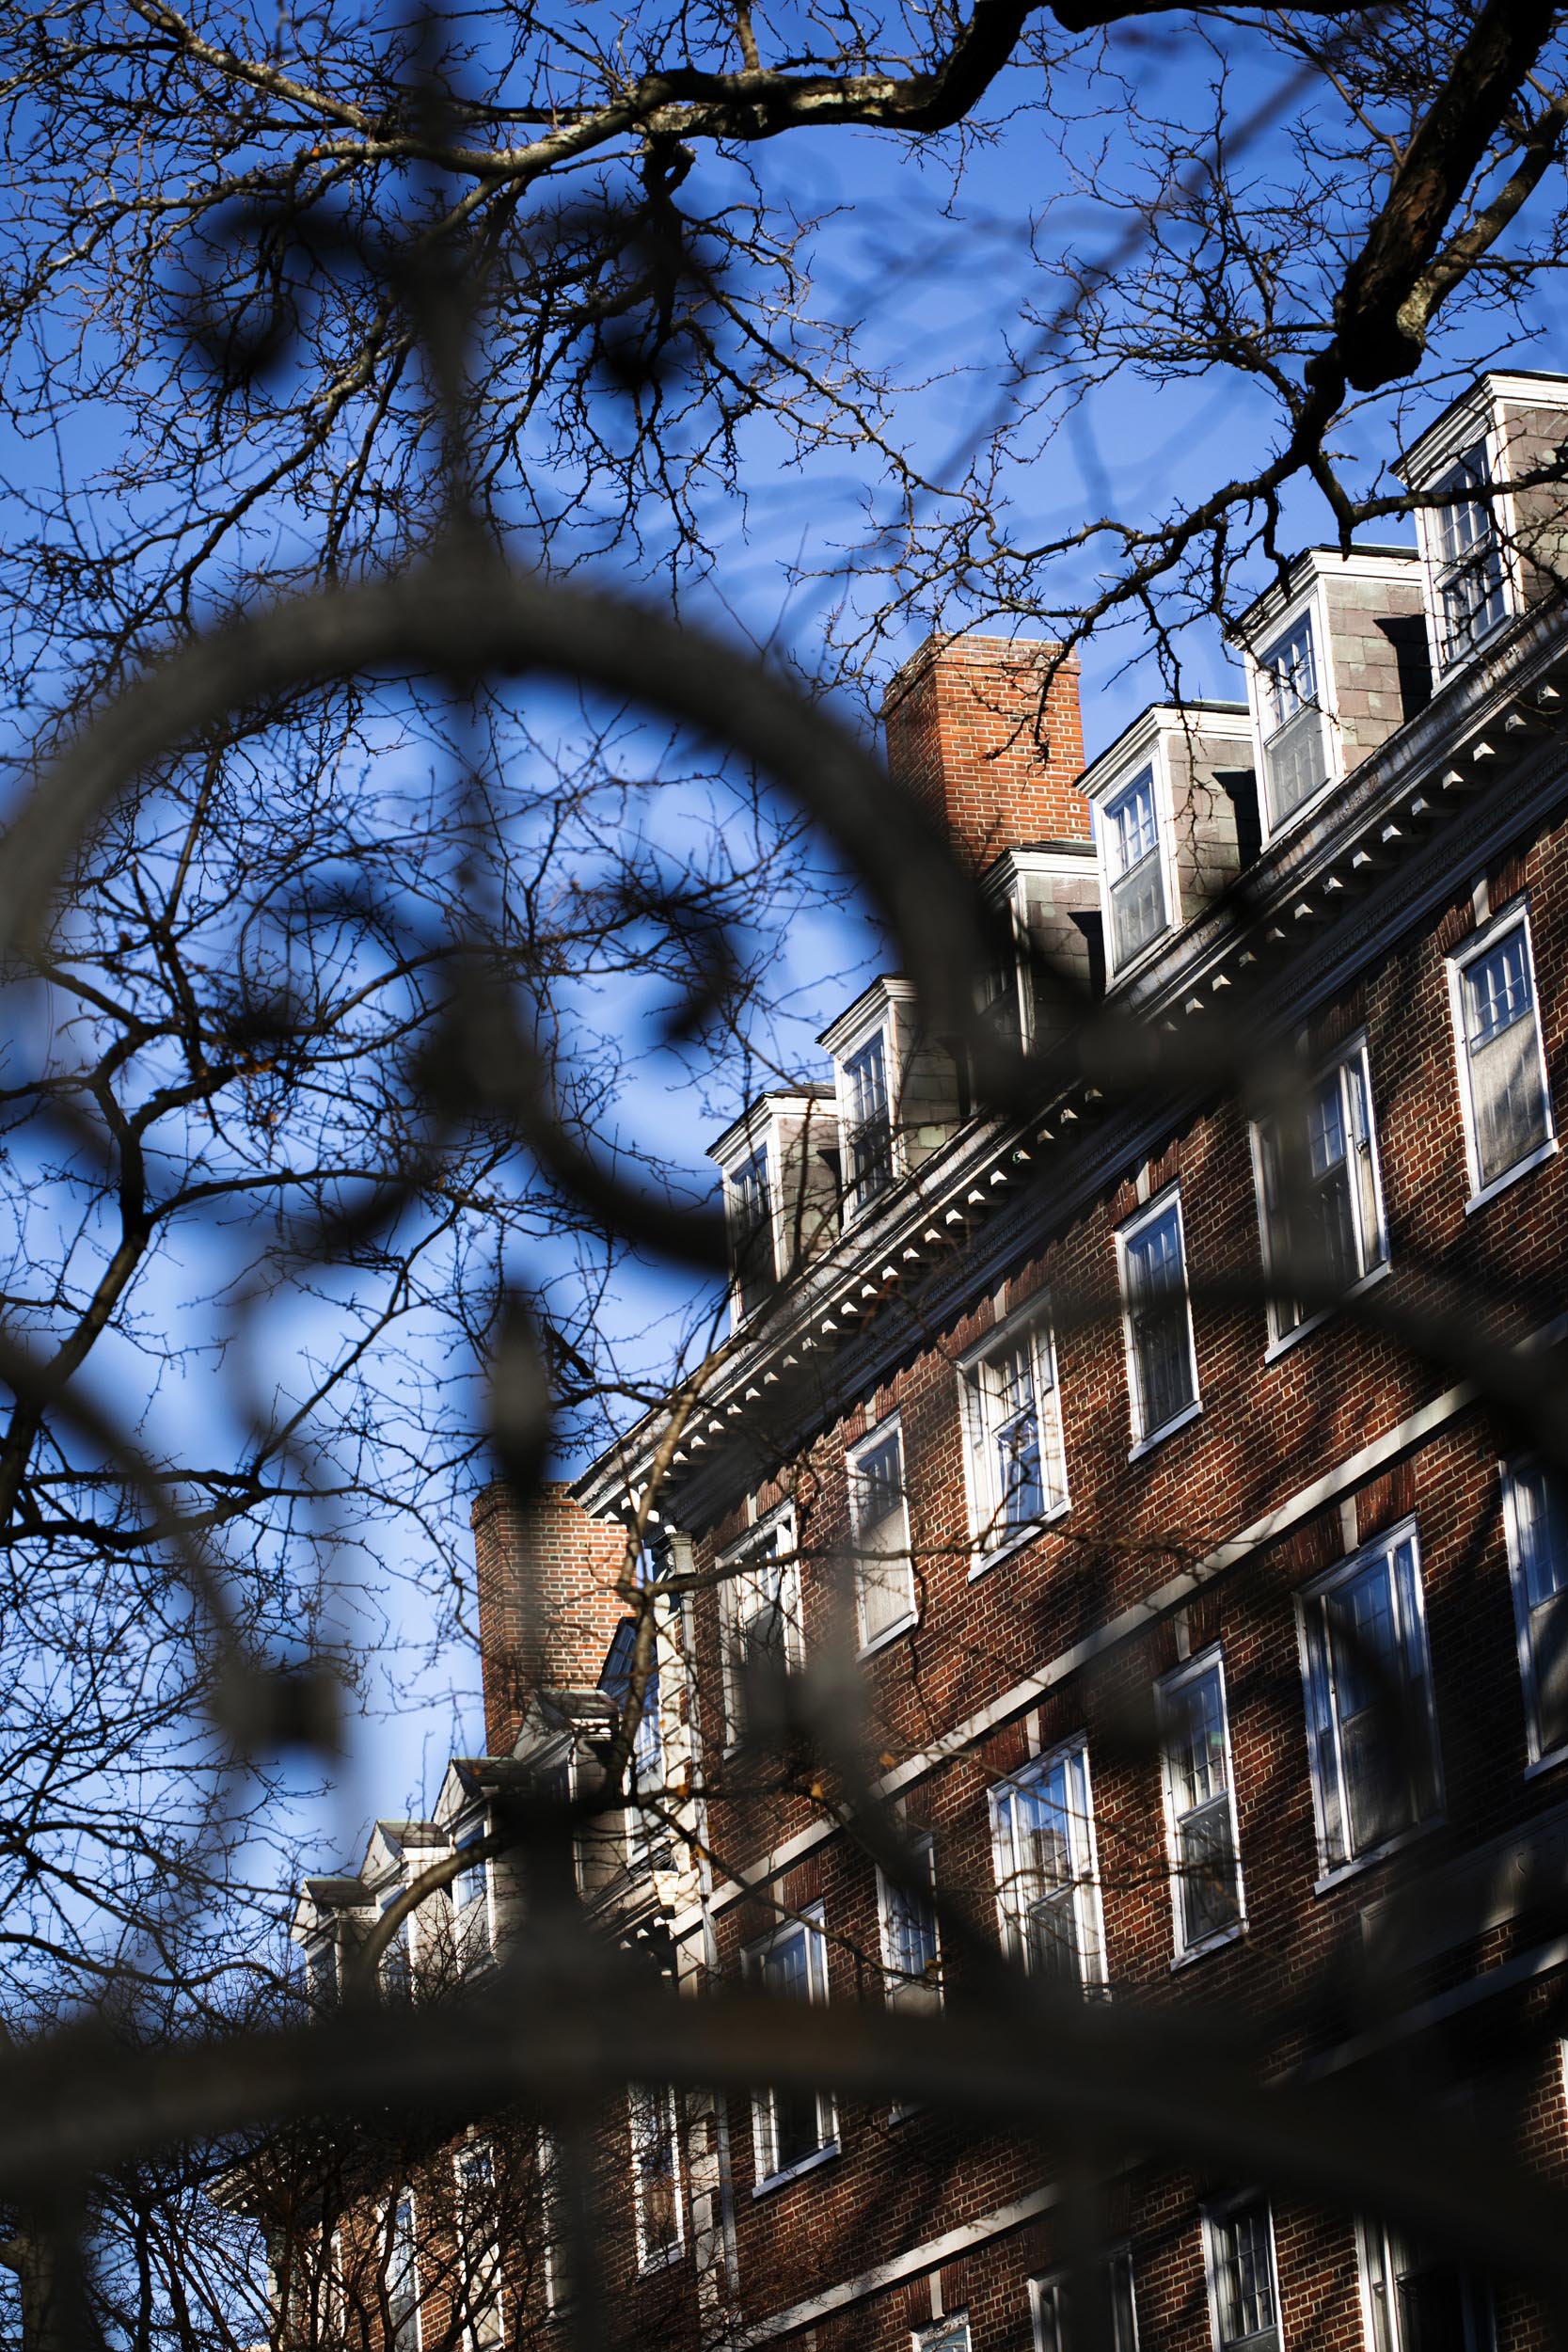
471, 1482, 630, 1756
882, 635, 1089, 870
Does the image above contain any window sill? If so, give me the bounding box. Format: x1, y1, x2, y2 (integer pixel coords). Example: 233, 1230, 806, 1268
1128, 1397, 1202, 1461
967, 1499, 1071, 1582
636, 2243, 688, 2276
1524, 1741, 1568, 1782
858, 1613, 920, 1662
752, 2141, 840, 2197
1170, 1918, 1246, 1972
1262, 1257, 1392, 1363
1464, 1136, 1558, 1215
1312, 1815, 1443, 1896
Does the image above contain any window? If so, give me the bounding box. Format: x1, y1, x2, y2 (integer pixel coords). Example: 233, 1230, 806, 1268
1032, 2250, 1139, 2352
961, 1313, 1068, 1558
628, 1664, 664, 1866
384, 2195, 420, 2352
1119, 1191, 1199, 1445
1503, 1461, 1568, 1765
628, 2084, 684, 2267
537, 2130, 565, 2317
849, 1418, 917, 1648
914, 2320, 972, 2352
730, 1145, 775, 1317
455, 2147, 503, 2352
1255, 1042, 1386, 1344
1103, 767, 1166, 969
1298, 1527, 1442, 1874
378, 1889, 412, 2002
746, 1911, 835, 2182
844, 1029, 894, 1211
991, 1742, 1104, 1990
305, 1935, 338, 2010
1360, 2220, 1493, 2352
1431, 441, 1509, 665
1160, 1652, 1243, 1956
1204, 2198, 1280, 2352
1259, 612, 1330, 831
451, 1822, 492, 1971
1451, 914, 1552, 1197
721, 1517, 802, 1741
877, 1836, 941, 2013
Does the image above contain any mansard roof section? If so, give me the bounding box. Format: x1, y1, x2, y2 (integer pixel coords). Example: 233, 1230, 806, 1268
1398, 368, 1568, 486
575, 586, 1568, 1529
708, 1080, 835, 1171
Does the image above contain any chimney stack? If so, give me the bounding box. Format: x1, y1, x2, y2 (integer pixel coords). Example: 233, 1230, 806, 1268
471, 1482, 630, 1756
882, 635, 1088, 871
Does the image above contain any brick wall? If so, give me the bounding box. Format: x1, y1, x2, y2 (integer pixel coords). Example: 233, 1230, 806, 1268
666, 796, 1568, 2347
472, 1480, 630, 1754
882, 637, 1089, 870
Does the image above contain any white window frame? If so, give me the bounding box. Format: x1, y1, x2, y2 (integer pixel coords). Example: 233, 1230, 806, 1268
837, 1019, 897, 1219
381, 2192, 421, 2352
1158, 1647, 1246, 1963
718, 1506, 803, 1746
1354, 2216, 1496, 2352
1202, 2194, 1283, 2352
377, 1883, 414, 2002
1251, 1033, 1389, 1357
876, 1833, 942, 2015
626, 1657, 665, 1867
453, 2145, 504, 2352
1295, 1519, 1444, 1885
1249, 587, 1340, 841
958, 1301, 1069, 1572
913, 2319, 972, 2352
1030, 2247, 1140, 2352
305, 1931, 339, 2010
743, 1905, 838, 2189
847, 1414, 918, 1655
537, 2129, 565, 2318
990, 1738, 1107, 1993
627, 2083, 686, 2271
1500, 1457, 1568, 1773
726, 1140, 777, 1321
1096, 753, 1178, 978
1117, 1187, 1201, 1455
451, 1817, 494, 1974
1416, 423, 1520, 676
1447, 901, 1556, 1210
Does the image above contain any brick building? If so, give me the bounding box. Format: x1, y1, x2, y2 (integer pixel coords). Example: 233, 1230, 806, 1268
297, 364, 1568, 2352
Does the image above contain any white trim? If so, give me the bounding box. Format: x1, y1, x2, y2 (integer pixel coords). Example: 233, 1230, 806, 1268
717, 1503, 802, 1748
1245, 578, 1343, 845
847, 1411, 919, 1652
743, 1903, 838, 2187
670, 1375, 1488, 1944
1250, 1029, 1389, 1352
1092, 740, 1181, 981
1200, 2191, 1284, 2352
1447, 896, 1555, 1206
1117, 1184, 1201, 1450
957, 1295, 1070, 1570
379, 2190, 422, 2352
1157, 1646, 1246, 1963
737, 2179, 1066, 2344
628, 2081, 687, 2271
452, 2143, 505, 2352
988, 1734, 1108, 1992
1294, 1515, 1445, 1879
1500, 1455, 1568, 1771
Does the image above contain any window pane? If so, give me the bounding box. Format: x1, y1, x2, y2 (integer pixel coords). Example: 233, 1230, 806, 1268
854, 1428, 914, 1642
756, 1925, 829, 2171
732, 1146, 774, 1313
846, 1032, 893, 1205
882, 1859, 940, 2010
1125, 1204, 1195, 1434
1307, 1536, 1437, 1867
1511, 1466, 1568, 1756
1433, 446, 1508, 661
1214, 2202, 1277, 2352
1464, 934, 1546, 1187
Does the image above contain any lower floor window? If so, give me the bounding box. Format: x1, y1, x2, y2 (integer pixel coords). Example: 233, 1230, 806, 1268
914, 2317, 972, 2352
747, 1910, 836, 2180
629, 2084, 685, 2266
1205, 2196, 1280, 2352
1032, 2249, 1138, 2352
1362, 2222, 1494, 2352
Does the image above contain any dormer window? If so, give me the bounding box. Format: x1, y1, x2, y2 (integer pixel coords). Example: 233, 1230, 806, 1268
1259, 610, 1330, 830
843, 1029, 893, 1210
729, 1144, 774, 1317
306, 1935, 339, 2010
1431, 440, 1509, 664
451, 1820, 493, 1970
1103, 766, 1165, 969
